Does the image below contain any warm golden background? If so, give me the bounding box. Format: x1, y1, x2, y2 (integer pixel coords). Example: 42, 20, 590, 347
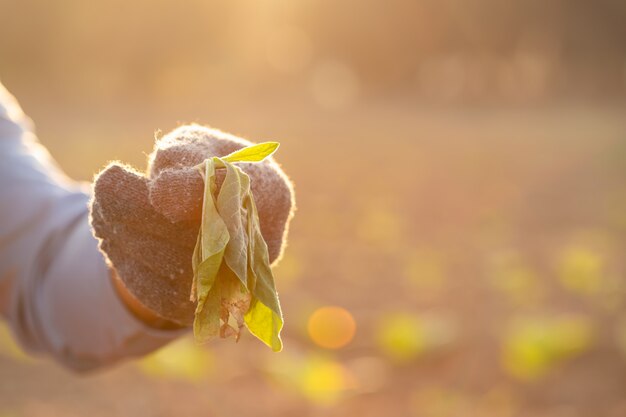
1, 1, 626, 416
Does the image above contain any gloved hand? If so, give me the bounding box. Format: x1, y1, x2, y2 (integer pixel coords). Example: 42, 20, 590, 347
90, 125, 295, 327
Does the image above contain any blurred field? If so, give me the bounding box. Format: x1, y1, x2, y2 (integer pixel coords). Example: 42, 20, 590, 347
1, 1, 626, 416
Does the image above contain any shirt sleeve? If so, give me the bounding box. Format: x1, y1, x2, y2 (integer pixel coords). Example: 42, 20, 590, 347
0, 82, 186, 372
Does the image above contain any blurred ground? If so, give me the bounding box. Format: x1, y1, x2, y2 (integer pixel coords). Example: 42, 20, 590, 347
1, 0, 626, 416
1, 97, 625, 417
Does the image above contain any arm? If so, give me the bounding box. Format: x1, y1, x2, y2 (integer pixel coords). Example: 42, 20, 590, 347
0, 82, 184, 372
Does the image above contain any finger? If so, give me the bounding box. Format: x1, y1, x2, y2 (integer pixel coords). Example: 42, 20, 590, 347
241, 161, 295, 264
92, 163, 154, 225
148, 125, 250, 178
92, 163, 196, 242
148, 167, 205, 223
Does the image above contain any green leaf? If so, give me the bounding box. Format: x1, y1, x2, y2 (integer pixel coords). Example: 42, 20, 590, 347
243, 193, 284, 351
222, 142, 280, 163
191, 142, 284, 351
216, 160, 249, 285
192, 159, 230, 343
245, 297, 283, 352
193, 277, 221, 342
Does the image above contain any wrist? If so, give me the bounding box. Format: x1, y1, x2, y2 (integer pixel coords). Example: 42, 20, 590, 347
110, 269, 186, 331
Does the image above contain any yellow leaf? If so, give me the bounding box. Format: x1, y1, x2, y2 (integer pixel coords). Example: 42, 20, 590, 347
222, 141, 279, 163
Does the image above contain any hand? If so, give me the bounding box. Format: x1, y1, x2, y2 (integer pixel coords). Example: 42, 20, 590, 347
90, 125, 294, 327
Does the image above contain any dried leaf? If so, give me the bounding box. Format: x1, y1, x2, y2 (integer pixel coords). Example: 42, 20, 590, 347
192, 159, 230, 343
191, 144, 284, 351
215, 159, 249, 285
244, 194, 283, 351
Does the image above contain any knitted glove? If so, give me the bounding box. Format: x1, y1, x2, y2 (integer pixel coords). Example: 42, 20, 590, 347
90, 125, 295, 326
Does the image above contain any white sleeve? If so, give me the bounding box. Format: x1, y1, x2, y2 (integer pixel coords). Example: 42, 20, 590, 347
0, 82, 186, 372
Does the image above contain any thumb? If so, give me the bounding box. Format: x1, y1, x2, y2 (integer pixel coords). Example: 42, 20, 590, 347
92, 162, 153, 229
148, 166, 206, 223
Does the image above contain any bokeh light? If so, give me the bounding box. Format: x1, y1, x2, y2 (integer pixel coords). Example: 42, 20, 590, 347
375, 313, 456, 363
138, 337, 214, 382
501, 315, 594, 381
307, 306, 356, 350
556, 245, 605, 296
265, 353, 357, 405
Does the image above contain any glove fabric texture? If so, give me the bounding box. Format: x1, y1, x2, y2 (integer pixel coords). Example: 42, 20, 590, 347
90, 125, 295, 326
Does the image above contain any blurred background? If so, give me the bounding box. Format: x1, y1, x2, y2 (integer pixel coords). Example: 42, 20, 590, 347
1, 0, 626, 416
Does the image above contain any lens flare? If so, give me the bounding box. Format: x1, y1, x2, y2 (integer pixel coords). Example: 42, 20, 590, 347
307, 306, 357, 349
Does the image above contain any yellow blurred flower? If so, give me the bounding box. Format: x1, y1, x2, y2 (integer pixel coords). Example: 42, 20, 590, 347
265, 353, 357, 405
375, 313, 455, 363
138, 336, 214, 382
501, 314, 594, 381
556, 246, 605, 295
